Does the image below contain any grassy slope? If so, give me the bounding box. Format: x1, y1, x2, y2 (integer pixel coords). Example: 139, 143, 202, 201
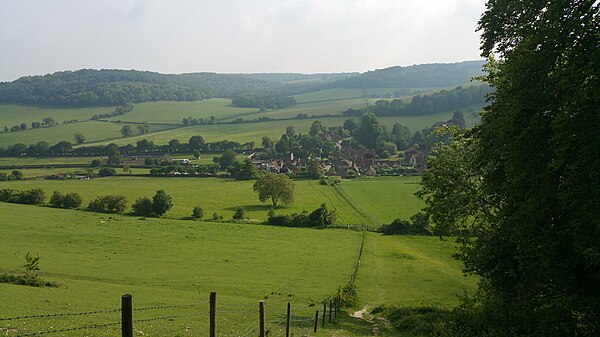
357, 234, 477, 308
339, 176, 424, 224
106, 99, 260, 124
293, 88, 365, 103
0, 104, 112, 127
83, 111, 478, 147
0, 177, 371, 223
0, 202, 360, 336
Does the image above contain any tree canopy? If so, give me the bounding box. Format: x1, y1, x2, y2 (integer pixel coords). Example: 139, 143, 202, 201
418, 1, 600, 336
253, 173, 295, 207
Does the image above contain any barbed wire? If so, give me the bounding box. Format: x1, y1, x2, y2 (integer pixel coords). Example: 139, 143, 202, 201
132, 312, 202, 324
13, 321, 120, 337
133, 303, 201, 311
0, 308, 121, 321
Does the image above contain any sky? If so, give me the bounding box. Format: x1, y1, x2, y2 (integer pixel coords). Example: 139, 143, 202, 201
0, 0, 487, 82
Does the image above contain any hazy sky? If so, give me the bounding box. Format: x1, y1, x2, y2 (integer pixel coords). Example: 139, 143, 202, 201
0, 0, 486, 81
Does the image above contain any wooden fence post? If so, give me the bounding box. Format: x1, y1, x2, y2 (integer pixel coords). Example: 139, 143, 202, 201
259, 301, 265, 337
285, 302, 291, 337
121, 294, 133, 337
209, 291, 216, 337
314, 310, 319, 333
322, 302, 326, 327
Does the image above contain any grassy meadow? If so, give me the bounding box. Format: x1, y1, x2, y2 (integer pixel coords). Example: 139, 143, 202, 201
0, 104, 112, 127
106, 99, 261, 124
0, 202, 362, 336
0, 176, 424, 224
292, 88, 365, 103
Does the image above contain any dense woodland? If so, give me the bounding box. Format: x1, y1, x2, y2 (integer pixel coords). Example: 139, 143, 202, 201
0, 61, 485, 107
343, 84, 491, 117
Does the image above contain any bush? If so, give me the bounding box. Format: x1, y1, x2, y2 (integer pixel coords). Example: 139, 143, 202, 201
87, 195, 127, 213
0, 188, 44, 205
90, 159, 102, 167
98, 167, 116, 177
151, 190, 172, 216
267, 204, 335, 228
192, 206, 204, 219
378, 215, 431, 236
233, 207, 245, 220
50, 191, 82, 208
338, 283, 359, 308
132, 197, 153, 216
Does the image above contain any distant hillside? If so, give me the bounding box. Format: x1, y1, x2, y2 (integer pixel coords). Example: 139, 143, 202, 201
0, 69, 279, 107
328, 60, 485, 89
236, 72, 356, 84
0, 61, 485, 108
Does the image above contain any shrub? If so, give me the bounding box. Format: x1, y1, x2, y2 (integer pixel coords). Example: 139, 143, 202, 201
233, 207, 245, 220
88, 195, 127, 213
378, 218, 431, 236
266, 204, 335, 228
90, 159, 102, 167
151, 190, 173, 216
0, 188, 44, 205
50, 191, 82, 208
132, 197, 153, 216
98, 167, 116, 177
192, 206, 204, 219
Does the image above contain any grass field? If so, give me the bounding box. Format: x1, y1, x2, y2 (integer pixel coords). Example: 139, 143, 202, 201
0, 202, 362, 336
339, 176, 424, 224
293, 88, 365, 104
0, 104, 113, 127
256, 98, 369, 119
82, 111, 477, 148
0, 121, 176, 148
106, 99, 261, 124
0, 176, 371, 223
357, 234, 477, 307
0, 176, 424, 224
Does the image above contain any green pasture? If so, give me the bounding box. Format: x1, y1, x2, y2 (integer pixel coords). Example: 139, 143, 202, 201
0, 202, 362, 336
82, 112, 474, 148
256, 98, 369, 119
0, 156, 103, 166
357, 234, 477, 308
0, 121, 175, 148
0, 104, 112, 127
339, 176, 424, 224
293, 88, 365, 104
0, 176, 367, 223
106, 99, 261, 124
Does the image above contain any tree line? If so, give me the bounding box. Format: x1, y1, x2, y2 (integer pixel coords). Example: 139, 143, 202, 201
343, 84, 491, 117
231, 92, 296, 110
0, 69, 280, 107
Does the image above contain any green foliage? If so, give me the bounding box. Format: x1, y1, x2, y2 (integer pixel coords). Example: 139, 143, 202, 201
354, 113, 387, 149
192, 206, 204, 219
120, 125, 132, 137
0, 188, 44, 205
0, 273, 58, 288
151, 190, 173, 216
74, 132, 85, 144
23, 252, 40, 275
218, 149, 237, 169
229, 158, 259, 180
378, 216, 431, 236
132, 197, 153, 216
374, 306, 451, 337
253, 173, 295, 207
50, 191, 82, 209
98, 167, 116, 177
266, 203, 335, 228
338, 283, 358, 308
416, 2, 600, 336
233, 207, 245, 220
232, 92, 296, 109
87, 195, 127, 213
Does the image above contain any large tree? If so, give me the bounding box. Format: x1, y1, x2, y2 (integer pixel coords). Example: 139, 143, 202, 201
419, 1, 599, 336
253, 173, 295, 207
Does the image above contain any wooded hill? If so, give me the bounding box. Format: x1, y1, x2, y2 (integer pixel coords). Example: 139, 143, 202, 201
0, 60, 485, 107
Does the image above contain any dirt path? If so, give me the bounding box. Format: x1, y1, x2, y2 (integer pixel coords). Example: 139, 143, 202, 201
350, 305, 381, 336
